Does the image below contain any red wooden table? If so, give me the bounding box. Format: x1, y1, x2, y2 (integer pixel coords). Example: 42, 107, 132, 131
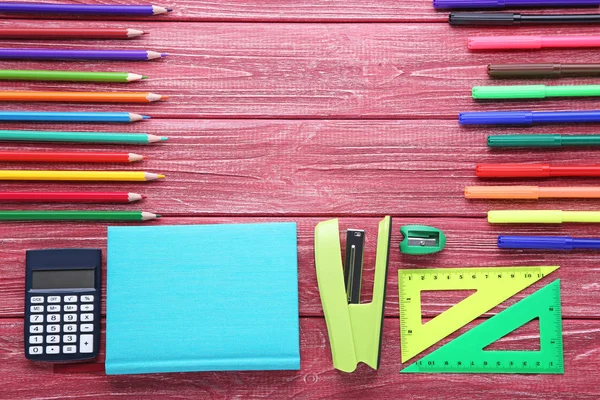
1, 1, 599, 399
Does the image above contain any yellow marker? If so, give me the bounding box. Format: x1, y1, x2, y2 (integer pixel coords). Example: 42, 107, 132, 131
489, 210, 600, 224
0, 170, 164, 182
398, 266, 559, 363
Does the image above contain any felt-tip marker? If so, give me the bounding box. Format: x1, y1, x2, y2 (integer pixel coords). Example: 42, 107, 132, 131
498, 235, 600, 250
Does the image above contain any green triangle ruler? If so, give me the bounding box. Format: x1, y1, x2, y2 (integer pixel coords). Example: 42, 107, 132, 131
399, 266, 559, 362
402, 280, 563, 374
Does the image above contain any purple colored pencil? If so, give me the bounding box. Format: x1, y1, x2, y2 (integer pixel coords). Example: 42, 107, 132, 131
0, 3, 171, 15
434, 0, 600, 9
0, 49, 167, 61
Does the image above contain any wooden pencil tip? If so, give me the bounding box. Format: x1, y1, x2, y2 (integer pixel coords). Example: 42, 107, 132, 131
157, 174, 165, 179
142, 76, 149, 79
167, 8, 173, 12
160, 137, 168, 141
142, 195, 148, 199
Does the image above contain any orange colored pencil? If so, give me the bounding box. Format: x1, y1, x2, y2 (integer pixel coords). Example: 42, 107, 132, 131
0, 151, 144, 163
0, 91, 165, 103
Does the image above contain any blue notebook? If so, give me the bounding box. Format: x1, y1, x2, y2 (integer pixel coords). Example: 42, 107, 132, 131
105, 222, 299, 375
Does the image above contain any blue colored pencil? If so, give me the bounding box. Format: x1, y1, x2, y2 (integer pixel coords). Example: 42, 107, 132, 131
0, 112, 148, 123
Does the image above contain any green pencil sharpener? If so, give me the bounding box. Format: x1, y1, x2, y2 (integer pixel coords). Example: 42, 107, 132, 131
399, 225, 446, 255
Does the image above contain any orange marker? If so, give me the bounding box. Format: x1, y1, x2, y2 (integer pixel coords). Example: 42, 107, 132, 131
0, 91, 164, 103
465, 186, 600, 200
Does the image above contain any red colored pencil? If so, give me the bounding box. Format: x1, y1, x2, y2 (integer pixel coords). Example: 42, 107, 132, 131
0, 151, 144, 163
0, 28, 145, 40
0, 192, 145, 203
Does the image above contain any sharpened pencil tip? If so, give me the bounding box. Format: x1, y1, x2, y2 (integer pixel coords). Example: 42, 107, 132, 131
161, 53, 168, 57
167, 8, 173, 12
142, 76, 148, 79
157, 174, 165, 179
142, 195, 148, 199
143, 116, 151, 119
160, 136, 168, 141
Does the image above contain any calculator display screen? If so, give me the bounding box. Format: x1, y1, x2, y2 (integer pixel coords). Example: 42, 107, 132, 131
31, 269, 95, 290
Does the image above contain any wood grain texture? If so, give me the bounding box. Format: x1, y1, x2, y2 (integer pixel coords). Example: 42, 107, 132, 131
0, 217, 598, 318
1, 318, 599, 399
0, 1, 598, 22
2, 119, 600, 215
4, 21, 600, 118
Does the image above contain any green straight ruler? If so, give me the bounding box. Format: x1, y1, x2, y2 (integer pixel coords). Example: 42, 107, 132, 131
399, 266, 559, 362
402, 280, 563, 374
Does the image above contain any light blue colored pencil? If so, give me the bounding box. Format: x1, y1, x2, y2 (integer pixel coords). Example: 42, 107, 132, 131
0, 111, 149, 123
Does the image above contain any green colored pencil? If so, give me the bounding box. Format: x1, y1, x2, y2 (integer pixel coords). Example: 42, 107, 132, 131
0, 70, 147, 83
0, 130, 167, 144
0, 211, 159, 221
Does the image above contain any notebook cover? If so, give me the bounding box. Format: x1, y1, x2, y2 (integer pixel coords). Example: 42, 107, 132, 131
105, 222, 299, 375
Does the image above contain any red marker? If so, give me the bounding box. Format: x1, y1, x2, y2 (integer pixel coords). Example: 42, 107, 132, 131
476, 163, 600, 178
0, 192, 145, 203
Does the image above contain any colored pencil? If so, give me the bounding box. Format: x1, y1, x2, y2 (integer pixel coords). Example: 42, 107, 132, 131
0, 130, 166, 144
0, 192, 145, 203
0, 91, 165, 103
0, 3, 171, 16
0, 151, 144, 163
0, 28, 145, 40
0, 112, 148, 123
0, 171, 164, 181
0, 49, 167, 61
0, 70, 146, 83
0, 211, 159, 221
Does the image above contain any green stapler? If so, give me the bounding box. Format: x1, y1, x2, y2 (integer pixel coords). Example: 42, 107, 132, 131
314, 216, 391, 372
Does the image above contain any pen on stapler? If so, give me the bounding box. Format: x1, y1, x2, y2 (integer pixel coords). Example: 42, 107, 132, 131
451, 12, 600, 26
465, 186, 600, 199
488, 134, 600, 148
473, 84, 600, 100
476, 163, 600, 178
488, 63, 600, 78
498, 235, 600, 250
488, 210, 600, 224
459, 110, 600, 126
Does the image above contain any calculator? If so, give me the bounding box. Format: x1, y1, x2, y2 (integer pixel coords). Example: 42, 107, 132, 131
25, 249, 101, 362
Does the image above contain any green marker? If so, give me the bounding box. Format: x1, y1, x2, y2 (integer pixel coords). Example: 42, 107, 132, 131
0, 130, 167, 144
473, 84, 600, 100
0, 211, 159, 221
0, 70, 147, 83
488, 134, 600, 148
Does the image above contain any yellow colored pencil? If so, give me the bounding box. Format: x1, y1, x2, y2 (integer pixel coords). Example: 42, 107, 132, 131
0, 170, 165, 181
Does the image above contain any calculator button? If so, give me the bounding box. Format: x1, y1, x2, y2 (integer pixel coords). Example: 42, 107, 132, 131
64, 304, 77, 312
81, 295, 94, 303
47, 314, 61, 323
81, 304, 93, 312
46, 346, 59, 354
28, 346, 43, 355
48, 296, 61, 303
63, 334, 77, 343
64, 295, 77, 303
80, 324, 93, 332
47, 324, 60, 333
29, 314, 43, 323
46, 335, 60, 344
29, 325, 43, 334
63, 345, 76, 354
81, 313, 94, 322
30, 305, 43, 313
29, 335, 43, 344
79, 335, 94, 353
30, 296, 44, 304
64, 314, 77, 322
64, 324, 77, 333
47, 305, 61, 312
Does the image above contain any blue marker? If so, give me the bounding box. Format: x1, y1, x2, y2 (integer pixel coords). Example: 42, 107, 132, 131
498, 235, 600, 250
0, 112, 148, 123
459, 110, 600, 126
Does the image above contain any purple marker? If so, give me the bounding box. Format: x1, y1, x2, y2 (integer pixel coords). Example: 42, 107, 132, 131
434, 0, 600, 9
0, 3, 171, 16
0, 49, 166, 61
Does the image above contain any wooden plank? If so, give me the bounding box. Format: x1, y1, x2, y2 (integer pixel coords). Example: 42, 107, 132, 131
0, 1, 597, 22
0, 217, 597, 318
1, 119, 600, 216
3, 21, 600, 118
0, 318, 598, 399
